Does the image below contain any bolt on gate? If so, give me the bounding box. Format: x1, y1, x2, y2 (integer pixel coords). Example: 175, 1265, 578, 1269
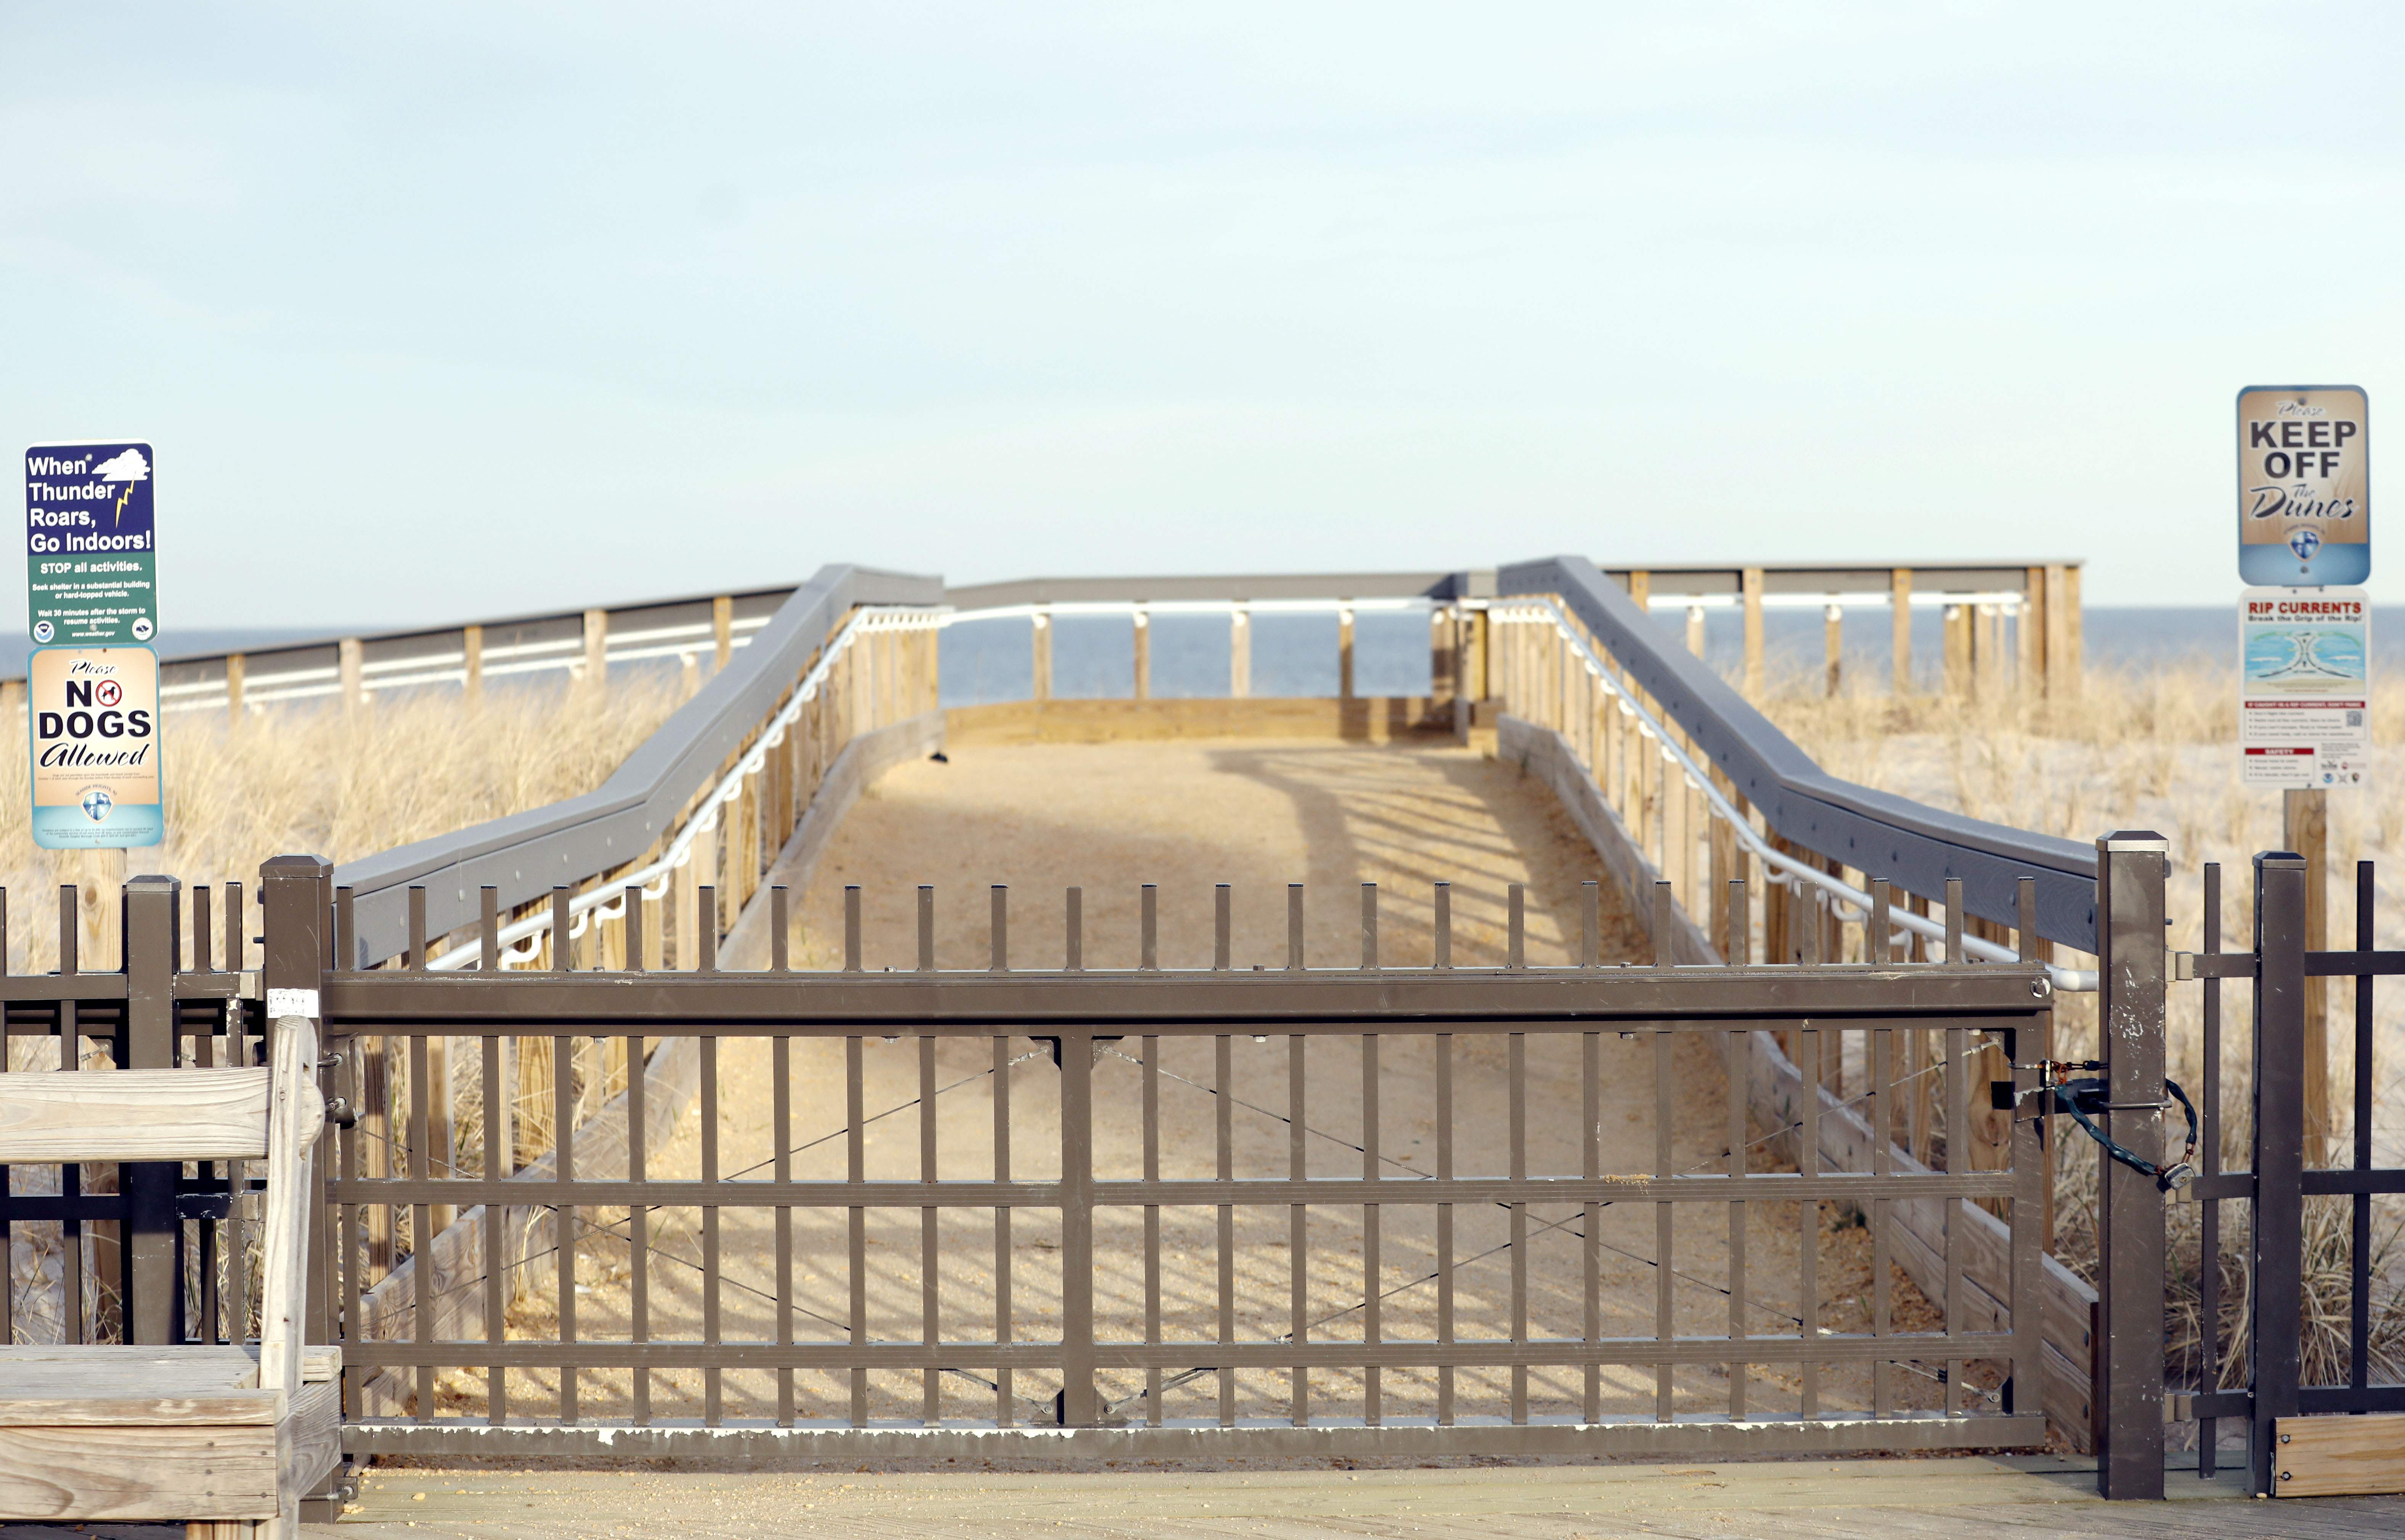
209, 853, 2057, 1462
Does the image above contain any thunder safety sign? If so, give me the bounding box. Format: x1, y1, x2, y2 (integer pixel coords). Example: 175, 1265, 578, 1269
24, 440, 158, 646
26, 646, 163, 849
2239, 589, 2370, 791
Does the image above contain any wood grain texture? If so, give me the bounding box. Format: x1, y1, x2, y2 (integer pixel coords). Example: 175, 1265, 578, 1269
0, 1346, 339, 1426
0, 1422, 278, 1520
2278, 1413, 2405, 1497
0, 1066, 268, 1162
256, 1015, 319, 1399
0, 1346, 275, 1425
279, 1383, 342, 1513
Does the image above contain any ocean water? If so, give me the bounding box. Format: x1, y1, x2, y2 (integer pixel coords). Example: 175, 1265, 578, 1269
10, 605, 2393, 702
937, 605, 2405, 707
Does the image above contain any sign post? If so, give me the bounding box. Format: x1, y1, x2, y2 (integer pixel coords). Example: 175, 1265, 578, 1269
24, 440, 157, 645
2235, 387, 2368, 1165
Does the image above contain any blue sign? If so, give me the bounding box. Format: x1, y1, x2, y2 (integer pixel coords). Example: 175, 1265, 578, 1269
25, 440, 157, 645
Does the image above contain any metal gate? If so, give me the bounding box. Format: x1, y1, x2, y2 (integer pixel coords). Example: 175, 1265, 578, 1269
231, 857, 2055, 1461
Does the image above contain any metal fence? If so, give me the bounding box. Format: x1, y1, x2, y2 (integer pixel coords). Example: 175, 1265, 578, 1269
283, 861, 2057, 1459
2168, 853, 2405, 1496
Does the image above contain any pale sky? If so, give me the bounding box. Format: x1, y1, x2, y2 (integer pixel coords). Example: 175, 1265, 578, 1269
4, 3, 2400, 629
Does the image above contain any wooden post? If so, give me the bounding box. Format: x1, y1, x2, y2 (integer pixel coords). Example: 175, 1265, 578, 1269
1032, 611, 1054, 704
713, 595, 734, 672
2062, 564, 2084, 698
1890, 568, 1912, 695
425, 1033, 455, 1237
224, 654, 245, 728
2044, 564, 2071, 701
1132, 609, 1151, 701
1740, 568, 1764, 698
2286, 787, 2330, 1160
66, 846, 127, 974
583, 608, 608, 692
1823, 603, 1842, 698
1685, 605, 1705, 658
1230, 608, 1251, 698
1338, 606, 1356, 700
1430, 606, 1455, 707
1975, 603, 2002, 700
462, 624, 484, 705
686, 823, 717, 967
1627, 571, 1651, 626
2021, 569, 2044, 703
339, 636, 364, 711
1943, 604, 1970, 698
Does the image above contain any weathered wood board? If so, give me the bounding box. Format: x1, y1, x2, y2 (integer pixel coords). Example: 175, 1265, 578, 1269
0, 1065, 269, 1162
2277, 1412, 2405, 1497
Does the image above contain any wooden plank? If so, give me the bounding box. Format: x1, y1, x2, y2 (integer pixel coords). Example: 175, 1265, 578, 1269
0, 1423, 278, 1520
256, 1016, 318, 1399
2277, 1413, 2405, 1497
280, 1381, 342, 1513
0, 1067, 267, 1163
0, 1347, 275, 1426
945, 697, 1453, 746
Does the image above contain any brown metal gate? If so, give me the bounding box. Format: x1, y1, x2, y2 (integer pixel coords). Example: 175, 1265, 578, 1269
277, 861, 2057, 1461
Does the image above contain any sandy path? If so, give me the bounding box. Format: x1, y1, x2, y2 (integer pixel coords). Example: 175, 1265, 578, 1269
444, 741, 1950, 1434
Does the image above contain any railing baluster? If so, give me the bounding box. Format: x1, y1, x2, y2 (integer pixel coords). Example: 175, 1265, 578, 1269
1509, 1030, 1528, 1426
485, 1031, 507, 1426
703, 1030, 723, 1424
1582, 1027, 1601, 1423
1729, 1026, 1748, 1421
1361, 1030, 1381, 1426
1144, 1033, 1163, 1426
921, 1032, 940, 1426
1799, 1025, 1819, 1419
775, 1031, 794, 1427
1217, 1032, 1235, 1426
555, 1031, 576, 1424
994, 1032, 1014, 1426
1656, 1026, 1675, 1422
845, 1033, 865, 1426
1288, 1031, 1308, 1426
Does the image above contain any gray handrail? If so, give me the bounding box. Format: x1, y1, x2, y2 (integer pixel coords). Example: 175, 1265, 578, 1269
1501, 555, 2099, 953
333, 564, 944, 966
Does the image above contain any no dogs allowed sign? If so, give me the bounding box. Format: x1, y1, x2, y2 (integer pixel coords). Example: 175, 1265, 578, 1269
26, 645, 163, 848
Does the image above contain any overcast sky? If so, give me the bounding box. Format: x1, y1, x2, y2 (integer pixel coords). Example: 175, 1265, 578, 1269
5, 3, 2400, 630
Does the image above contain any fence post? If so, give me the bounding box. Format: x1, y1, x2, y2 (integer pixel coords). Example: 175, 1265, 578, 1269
2095, 830, 2168, 1498
2250, 850, 2307, 1497
124, 874, 181, 1344
262, 855, 335, 1349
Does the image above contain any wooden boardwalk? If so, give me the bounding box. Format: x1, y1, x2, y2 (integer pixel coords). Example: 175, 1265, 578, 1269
13, 1455, 2395, 1538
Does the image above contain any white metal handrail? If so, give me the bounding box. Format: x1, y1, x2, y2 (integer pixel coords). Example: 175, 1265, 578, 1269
425, 605, 947, 970
1491, 598, 2097, 991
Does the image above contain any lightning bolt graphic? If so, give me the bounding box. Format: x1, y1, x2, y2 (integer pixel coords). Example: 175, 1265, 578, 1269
114, 481, 135, 528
